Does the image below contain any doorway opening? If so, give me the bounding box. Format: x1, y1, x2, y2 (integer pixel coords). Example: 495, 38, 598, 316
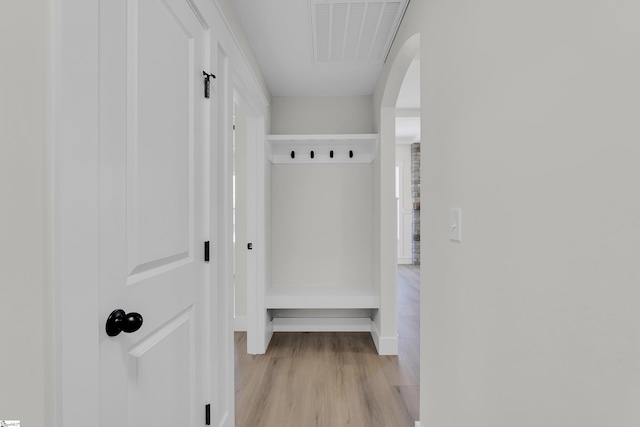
395, 53, 420, 266
377, 31, 420, 422
394, 50, 421, 423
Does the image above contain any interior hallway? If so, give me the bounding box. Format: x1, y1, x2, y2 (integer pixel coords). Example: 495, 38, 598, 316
234, 265, 420, 427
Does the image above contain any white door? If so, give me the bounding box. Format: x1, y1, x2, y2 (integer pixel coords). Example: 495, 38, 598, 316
98, 0, 209, 425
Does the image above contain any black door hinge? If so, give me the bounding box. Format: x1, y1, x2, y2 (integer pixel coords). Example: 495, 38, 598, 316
204, 241, 210, 262
203, 71, 216, 98
205, 404, 211, 425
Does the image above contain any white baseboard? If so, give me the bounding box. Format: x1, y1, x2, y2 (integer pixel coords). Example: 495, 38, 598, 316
272, 317, 372, 332
398, 258, 412, 264
415, 422, 420, 427
370, 321, 399, 355
233, 316, 247, 332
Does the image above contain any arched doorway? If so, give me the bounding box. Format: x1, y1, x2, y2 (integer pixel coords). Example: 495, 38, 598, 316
375, 32, 421, 422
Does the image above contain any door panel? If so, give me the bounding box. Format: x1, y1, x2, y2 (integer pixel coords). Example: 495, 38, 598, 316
128, 308, 194, 426
99, 0, 208, 425
128, 0, 193, 274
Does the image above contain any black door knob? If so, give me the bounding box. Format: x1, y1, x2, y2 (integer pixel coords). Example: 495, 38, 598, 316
106, 309, 143, 337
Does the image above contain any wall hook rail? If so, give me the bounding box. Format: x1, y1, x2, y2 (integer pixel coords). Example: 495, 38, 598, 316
282, 149, 356, 161
266, 134, 377, 164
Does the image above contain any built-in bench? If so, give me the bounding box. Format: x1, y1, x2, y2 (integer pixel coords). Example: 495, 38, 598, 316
266, 285, 380, 332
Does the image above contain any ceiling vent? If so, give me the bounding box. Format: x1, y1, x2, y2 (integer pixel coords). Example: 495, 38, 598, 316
311, 0, 408, 63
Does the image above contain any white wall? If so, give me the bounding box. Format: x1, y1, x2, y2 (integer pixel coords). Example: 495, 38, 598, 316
263, 115, 273, 314
215, 0, 271, 100
271, 96, 373, 134
379, 0, 640, 425
271, 164, 373, 287
0, 0, 53, 424
269, 95, 375, 287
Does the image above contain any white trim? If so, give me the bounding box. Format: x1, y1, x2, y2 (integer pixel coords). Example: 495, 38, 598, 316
213, 40, 235, 427
215, 0, 271, 358
272, 317, 372, 332
211, 1, 270, 107
267, 134, 378, 164
53, 0, 101, 425
232, 82, 268, 355
370, 320, 399, 355
398, 258, 412, 264
245, 113, 268, 354
415, 422, 421, 427
234, 316, 247, 331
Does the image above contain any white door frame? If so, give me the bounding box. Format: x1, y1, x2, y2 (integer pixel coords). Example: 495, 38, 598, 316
53, 0, 268, 425
53, 0, 101, 424
232, 79, 270, 355
211, 41, 232, 427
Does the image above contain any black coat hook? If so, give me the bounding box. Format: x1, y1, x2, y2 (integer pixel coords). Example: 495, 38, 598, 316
349, 150, 354, 158
291, 151, 295, 159
330, 150, 334, 158
202, 71, 216, 99
310, 150, 315, 159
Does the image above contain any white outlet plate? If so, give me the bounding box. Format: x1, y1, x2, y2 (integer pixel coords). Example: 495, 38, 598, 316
450, 208, 461, 242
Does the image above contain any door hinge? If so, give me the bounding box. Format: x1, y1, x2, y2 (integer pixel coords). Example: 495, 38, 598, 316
205, 404, 211, 425
204, 241, 210, 262
203, 71, 216, 98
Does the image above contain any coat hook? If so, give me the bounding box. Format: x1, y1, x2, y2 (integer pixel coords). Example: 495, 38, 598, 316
310, 150, 315, 159
330, 150, 334, 158
202, 71, 216, 99
291, 151, 295, 159
349, 150, 354, 158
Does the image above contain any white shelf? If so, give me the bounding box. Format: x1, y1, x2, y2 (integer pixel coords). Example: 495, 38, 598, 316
267, 134, 378, 164
266, 285, 380, 309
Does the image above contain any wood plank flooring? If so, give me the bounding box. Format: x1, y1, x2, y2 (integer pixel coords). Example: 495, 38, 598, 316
235, 265, 420, 427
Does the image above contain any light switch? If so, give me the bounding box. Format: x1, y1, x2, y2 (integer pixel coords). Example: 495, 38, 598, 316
450, 208, 461, 242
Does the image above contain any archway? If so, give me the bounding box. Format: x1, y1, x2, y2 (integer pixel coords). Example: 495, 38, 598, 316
372, 31, 420, 349
375, 32, 421, 422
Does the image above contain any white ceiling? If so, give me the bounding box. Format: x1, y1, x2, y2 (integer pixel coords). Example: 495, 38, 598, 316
231, 0, 419, 142
231, 0, 409, 97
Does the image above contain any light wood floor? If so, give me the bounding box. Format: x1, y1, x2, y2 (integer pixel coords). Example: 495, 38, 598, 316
235, 264, 420, 427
